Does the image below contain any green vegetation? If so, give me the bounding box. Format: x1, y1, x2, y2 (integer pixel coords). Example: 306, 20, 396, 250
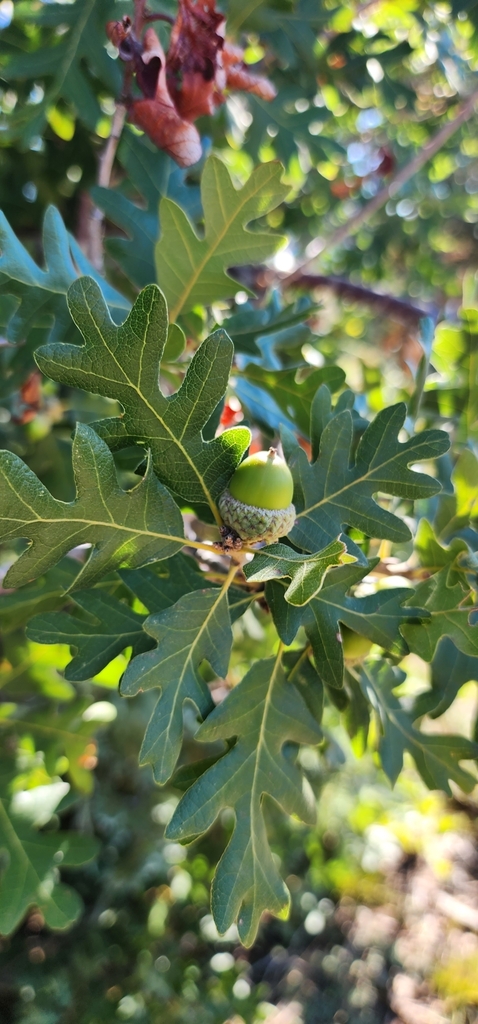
0, 0, 478, 1020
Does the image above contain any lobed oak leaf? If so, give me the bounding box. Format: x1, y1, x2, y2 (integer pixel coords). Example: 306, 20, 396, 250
166, 654, 322, 945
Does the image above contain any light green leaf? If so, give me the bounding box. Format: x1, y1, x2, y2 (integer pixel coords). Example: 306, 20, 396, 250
166, 654, 322, 946
244, 537, 349, 605
0, 701, 101, 793
35, 277, 250, 517
413, 637, 478, 720
120, 577, 236, 784
155, 156, 288, 321
0, 423, 184, 590
451, 449, 478, 524
91, 131, 202, 289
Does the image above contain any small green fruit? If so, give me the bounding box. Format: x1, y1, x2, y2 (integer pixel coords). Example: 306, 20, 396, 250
219, 448, 296, 545
341, 625, 373, 664
229, 448, 294, 510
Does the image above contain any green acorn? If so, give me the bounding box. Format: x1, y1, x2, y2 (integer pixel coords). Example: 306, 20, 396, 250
341, 625, 373, 664
218, 448, 296, 545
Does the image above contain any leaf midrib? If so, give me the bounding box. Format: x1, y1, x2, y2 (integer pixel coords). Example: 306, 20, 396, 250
0, 513, 184, 545
160, 573, 236, 757
250, 653, 282, 895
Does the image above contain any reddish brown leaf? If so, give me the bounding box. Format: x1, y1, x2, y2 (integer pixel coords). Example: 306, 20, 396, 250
107, 1, 275, 166
225, 64, 277, 102
127, 29, 201, 168
166, 0, 226, 120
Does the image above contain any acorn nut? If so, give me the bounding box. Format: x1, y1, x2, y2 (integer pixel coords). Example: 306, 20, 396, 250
341, 625, 373, 664
218, 448, 296, 545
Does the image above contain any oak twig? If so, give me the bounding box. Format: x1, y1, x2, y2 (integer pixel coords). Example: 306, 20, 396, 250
86, 105, 127, 273
144, 11, 175, 24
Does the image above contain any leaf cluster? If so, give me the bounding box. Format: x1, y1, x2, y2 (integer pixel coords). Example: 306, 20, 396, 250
1, 0, 478, 952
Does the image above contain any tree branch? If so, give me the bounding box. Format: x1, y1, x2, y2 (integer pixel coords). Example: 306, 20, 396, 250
289, 90, 478, 276
289, 273, 433, 324
86, 104, 126, 273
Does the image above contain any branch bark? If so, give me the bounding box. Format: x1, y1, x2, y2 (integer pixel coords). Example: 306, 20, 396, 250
290, 273, 433, 324
86, 104, 126, 273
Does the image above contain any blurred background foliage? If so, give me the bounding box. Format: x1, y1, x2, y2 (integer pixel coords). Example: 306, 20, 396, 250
1, 0, 478, 1021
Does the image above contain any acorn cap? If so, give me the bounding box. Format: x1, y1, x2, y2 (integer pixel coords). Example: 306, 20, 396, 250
218, 489, 296, 545
228, 448, 294, 511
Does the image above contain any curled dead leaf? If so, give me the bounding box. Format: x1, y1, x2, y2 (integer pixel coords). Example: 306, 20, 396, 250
128, 29, 202, 168
166, 0, 226, 120
107, 0, 275, 166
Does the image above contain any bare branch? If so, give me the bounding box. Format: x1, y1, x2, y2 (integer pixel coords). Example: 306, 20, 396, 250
289, 273, 434, 325
86, 104, 126, 273
144, 11, 175, 24
98, 104, 127, 190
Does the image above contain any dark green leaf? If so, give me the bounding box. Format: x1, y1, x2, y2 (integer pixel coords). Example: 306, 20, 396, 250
402, 568, 478, 661
361, 663, 478, 793
0, 206, 128, 347
3, 0, 121, 145
282, 648, 324, 724
25, 553, 216, 681
401, 520, 478, 660
120, 580, 235, 784
241, 364, 346, 437
26, 593, 152, 682
0, 558, 79, 634
166, 654, 322, 946
222, 295, 319, 358
268, 561, 424, 689
36, 277, 250, 515
286, 398, 449, 552
120, 553, 213, 611
0, 423, 184, 590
